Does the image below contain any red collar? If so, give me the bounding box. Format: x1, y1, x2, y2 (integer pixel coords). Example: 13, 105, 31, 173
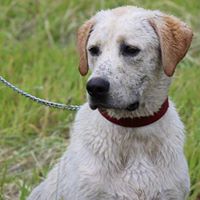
99, 98, 169, 128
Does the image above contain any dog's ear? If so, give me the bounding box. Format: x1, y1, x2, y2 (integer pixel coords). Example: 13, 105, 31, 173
149, 15, 193, 76
77, 20, 94, 76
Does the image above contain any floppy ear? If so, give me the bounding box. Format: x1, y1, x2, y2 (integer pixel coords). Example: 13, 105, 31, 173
149, 15, 193, 76
77, 20, 94, 76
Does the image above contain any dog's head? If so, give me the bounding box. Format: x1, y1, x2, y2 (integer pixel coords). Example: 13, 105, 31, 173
77, 7, 193, 114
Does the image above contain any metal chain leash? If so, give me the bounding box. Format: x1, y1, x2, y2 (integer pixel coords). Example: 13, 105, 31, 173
0, 75, 81, 200
0, 76, 81, 111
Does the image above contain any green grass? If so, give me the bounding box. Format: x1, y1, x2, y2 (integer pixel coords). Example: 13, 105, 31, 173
0, 0, 199, 199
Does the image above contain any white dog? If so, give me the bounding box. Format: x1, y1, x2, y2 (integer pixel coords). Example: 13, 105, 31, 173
28, 6, 193, 200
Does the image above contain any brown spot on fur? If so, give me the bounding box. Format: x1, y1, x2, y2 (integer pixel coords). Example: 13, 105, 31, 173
149, 15, 193, 76
116, 35, 126, 43
112, 6, 133, 16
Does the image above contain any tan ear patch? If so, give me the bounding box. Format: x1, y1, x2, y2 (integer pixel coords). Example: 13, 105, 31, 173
150, 15, 193, 76
77, 20, 94, 76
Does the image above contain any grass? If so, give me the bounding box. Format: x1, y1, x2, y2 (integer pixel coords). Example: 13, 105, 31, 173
0, 0, 199, 199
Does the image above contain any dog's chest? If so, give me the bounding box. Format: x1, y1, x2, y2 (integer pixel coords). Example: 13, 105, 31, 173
74, 109, 186, 200
78, 145, 167, 200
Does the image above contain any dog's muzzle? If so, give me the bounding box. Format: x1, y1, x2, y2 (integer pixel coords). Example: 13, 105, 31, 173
86, 77, 140, 111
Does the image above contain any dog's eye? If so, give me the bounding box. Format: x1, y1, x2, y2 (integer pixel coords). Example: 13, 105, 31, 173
121, 44, 140, 57
88, 46, 100, 56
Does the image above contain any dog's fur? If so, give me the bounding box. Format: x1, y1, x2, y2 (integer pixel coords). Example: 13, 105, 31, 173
28, 6, 193, 200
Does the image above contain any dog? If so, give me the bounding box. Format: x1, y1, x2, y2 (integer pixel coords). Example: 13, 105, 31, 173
28, 6, 193, 200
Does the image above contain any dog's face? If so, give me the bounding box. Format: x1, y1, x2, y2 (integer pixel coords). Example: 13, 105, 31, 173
86, 10, 161, 111
77, 7, 193, 112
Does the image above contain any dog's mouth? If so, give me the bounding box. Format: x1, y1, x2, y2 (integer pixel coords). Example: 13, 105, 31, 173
89, 101, 140, 112
126, 102, 139, 111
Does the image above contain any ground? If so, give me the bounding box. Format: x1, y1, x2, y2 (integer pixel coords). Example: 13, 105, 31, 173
0, 0, 200, 199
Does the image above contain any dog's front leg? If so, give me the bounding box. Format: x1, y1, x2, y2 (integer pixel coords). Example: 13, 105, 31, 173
27, 150, 80, 200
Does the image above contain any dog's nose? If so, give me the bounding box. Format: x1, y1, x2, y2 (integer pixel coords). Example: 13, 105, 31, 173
86, 77, 110, 98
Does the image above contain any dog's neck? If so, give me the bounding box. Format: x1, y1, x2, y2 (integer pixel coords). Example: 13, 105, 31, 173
104, 94, 169, 120
99, 98, 169, 128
